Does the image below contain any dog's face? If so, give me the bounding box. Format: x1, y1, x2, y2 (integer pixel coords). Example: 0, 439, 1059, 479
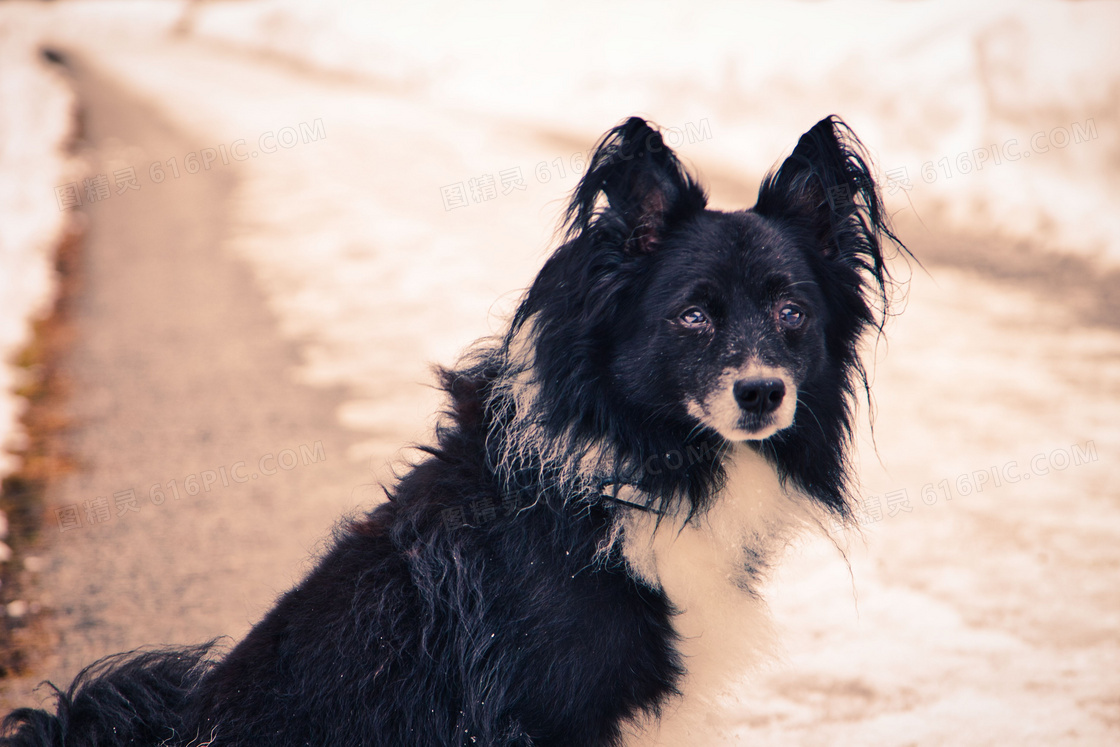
515, 116, 896, 510
611, 211, 827, 441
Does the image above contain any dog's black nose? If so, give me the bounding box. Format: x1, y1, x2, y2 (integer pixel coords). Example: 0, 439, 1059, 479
734, 378, 786, 416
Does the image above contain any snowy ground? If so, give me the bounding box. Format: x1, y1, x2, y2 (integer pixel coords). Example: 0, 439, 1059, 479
0, 5, 84, 576
187, 0, 1120, 267
0, 20, 77, 476
0, 1, 1117, 744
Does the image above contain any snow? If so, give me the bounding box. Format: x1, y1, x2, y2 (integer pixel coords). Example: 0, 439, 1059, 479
0, 0, 1117, 743
0, 11, 80, 481
188, 0, 1120, 267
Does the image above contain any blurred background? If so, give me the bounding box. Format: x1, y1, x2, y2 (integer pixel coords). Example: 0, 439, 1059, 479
0, 1, 1117, 744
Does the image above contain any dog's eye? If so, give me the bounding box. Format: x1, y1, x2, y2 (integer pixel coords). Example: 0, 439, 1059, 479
777, 305, 805, 329
679, 307, 710, 328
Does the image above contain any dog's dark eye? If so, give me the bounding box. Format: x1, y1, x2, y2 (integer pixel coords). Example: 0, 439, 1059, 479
679, 307, 710, 328
777, 305, 805, 329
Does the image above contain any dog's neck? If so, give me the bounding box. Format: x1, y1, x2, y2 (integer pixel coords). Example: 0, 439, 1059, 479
620, 443, 812, 591
618, 443, 819, 745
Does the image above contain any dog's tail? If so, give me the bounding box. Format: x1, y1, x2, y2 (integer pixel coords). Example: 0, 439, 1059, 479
1, 643, 216, 747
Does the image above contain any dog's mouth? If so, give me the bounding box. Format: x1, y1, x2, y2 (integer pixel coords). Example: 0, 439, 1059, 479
686, 366, 798, 441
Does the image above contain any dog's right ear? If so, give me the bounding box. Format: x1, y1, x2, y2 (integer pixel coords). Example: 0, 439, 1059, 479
564, 117, 707, 255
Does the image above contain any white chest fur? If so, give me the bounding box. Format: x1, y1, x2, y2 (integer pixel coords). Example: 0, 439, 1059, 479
619, 444, 814, 746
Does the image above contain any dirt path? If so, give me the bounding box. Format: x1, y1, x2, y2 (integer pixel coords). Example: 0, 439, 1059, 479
1, 55, 373, 708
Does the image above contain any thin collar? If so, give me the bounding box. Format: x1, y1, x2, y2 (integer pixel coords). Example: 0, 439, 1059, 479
596, 481, 665, 516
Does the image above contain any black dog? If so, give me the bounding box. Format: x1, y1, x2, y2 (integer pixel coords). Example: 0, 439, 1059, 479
3, 115, 904, 746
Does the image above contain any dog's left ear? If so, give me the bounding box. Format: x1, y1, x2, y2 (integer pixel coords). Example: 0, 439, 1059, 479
754, 116, 897, 285
565, 117, 707, 254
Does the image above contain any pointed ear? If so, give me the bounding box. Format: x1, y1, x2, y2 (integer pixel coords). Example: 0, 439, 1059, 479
565, 117, 707, 254
755, 116, 899, 282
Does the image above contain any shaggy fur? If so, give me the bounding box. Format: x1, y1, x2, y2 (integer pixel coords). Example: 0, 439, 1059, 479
2, 115, 904, 746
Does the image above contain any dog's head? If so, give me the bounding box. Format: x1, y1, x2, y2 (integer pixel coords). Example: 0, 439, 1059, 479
504, 116, 902, 515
